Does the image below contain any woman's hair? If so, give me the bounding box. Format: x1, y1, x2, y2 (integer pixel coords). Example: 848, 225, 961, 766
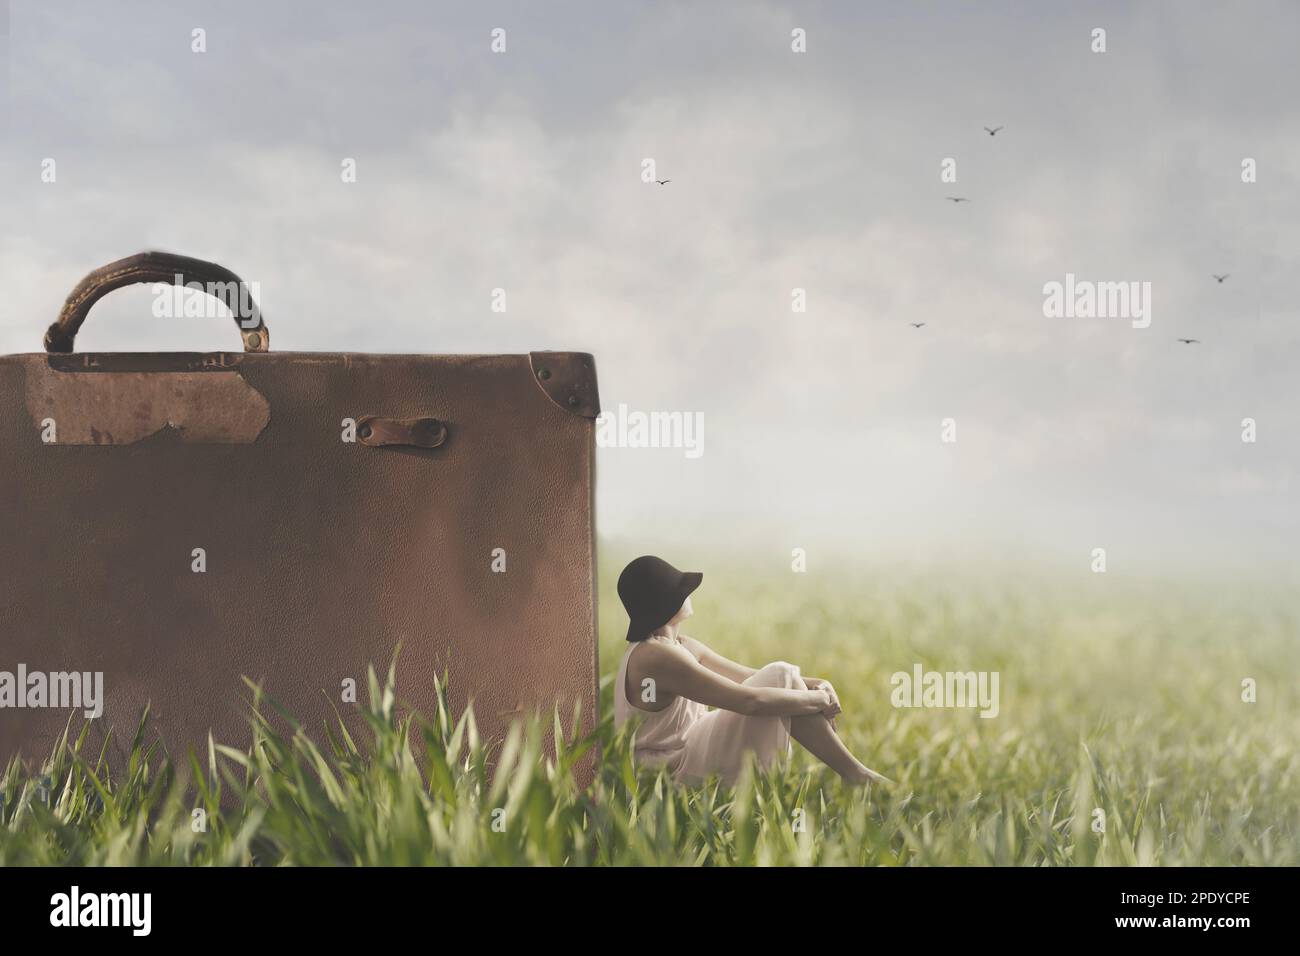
630, 618, 666, 643
629, 603, 681, 643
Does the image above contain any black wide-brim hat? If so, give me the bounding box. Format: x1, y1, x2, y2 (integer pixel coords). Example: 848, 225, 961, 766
617, 555, 703, 642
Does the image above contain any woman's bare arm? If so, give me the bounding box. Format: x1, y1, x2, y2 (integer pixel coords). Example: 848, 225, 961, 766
679, 635, 838, 712
636, 642, 829, 718
677, 634, 758, 682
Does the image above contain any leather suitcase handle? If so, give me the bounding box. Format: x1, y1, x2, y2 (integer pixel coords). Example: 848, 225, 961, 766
44, 251, 270, 354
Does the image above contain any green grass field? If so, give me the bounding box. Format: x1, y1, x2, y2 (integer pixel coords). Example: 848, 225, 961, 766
2, 553, 1296, 865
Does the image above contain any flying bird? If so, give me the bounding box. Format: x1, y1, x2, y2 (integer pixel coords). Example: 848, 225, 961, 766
910, 322, 926, 328
655, 179, 671, 186
946, 196, 971, 203
1212, 273, 1229, 283
984, 126, 1004, 136
1177, 338, 1200, 344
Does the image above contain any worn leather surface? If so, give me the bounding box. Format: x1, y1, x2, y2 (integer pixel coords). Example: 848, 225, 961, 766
0, 349, 599, 778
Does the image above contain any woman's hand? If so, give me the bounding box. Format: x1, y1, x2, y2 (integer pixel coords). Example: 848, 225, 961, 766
805, 686, 836, 718
804, 677, 841, 720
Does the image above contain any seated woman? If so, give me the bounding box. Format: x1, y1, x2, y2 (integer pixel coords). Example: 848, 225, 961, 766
613, 555, 890, 787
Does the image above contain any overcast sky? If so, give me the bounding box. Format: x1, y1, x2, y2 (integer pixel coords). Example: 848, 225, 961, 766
2, 1, 1296, 572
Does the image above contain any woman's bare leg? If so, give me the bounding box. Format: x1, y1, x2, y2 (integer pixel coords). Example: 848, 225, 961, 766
743, 661, 888, 786
785, 674, 886, 785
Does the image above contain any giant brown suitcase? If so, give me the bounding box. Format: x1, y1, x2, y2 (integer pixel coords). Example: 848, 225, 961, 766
0, 252, 600, 774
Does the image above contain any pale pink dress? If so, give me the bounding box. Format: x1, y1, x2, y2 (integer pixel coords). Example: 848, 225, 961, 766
613, 634, 796, 785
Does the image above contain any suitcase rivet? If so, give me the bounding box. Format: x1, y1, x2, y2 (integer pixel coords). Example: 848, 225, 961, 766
567, 394, 579, 406
537, 367, 551, 380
